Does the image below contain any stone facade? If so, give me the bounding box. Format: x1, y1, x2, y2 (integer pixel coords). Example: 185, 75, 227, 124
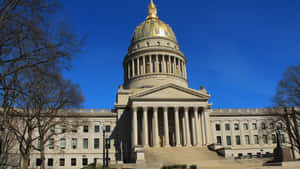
10, 1, 299, 169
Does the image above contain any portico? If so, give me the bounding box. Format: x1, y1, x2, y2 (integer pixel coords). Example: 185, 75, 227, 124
129, 83, 211, 148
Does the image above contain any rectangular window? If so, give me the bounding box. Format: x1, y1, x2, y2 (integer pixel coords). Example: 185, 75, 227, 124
49, 138, 54, 149
270, 123, 274, 129
94, 138, 100, 149
225, 123, 230, 131
280, 134, 285, 143
71, 138, 77, 149
234, 123, 239, 130
59, 158, 65, 166
236, 135, 241, 145
105, 125, 111, 132
243, 123, 248, 130
83, 138, 88, 149
60, 138, 66, 149
263, 135, 268, 144
95, 125, 100, 132
216, 136, 222, 144
37, 139, 41, 149
272, 134, 276, 144
61, 125, 66, 133
245, 135, 250, 144
82, 158, 88, 166
252, 123, 257, 130
261, 123, 266, 129
71, 158, 76, 166
215, 124, 221, 131
254, 135, 259, 144
48, 158, 53, 166
226, 136, 232, 145
72, 125, 77, 133
83, 125, 89, 132
36, 159, 41, 166
50, 125, 55, 133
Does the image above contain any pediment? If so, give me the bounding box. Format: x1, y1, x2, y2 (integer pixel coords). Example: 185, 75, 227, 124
130, 83, 210, 101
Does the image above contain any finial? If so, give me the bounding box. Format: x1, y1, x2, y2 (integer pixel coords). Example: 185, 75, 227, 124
147, 0, 158, 20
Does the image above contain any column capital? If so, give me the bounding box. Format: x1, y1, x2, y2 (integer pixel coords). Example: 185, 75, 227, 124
184, 107, 189, 112
174, 106, 179, 112
142, 106, 148, 112
132, 106, 138, 111
153, 106, 158, 112
162, 106, 168, 111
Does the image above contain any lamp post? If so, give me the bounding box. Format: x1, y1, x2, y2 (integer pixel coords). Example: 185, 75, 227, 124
102, 126, 106, 169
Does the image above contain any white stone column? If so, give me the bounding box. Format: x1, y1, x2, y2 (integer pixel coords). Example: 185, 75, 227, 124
143, 56, 146, 74
153, 107, 159, 147
200, 111, 205, 145
162, 55, 166, 73
168, 56, 171, 73
137, 57, 140, 75
128, 62, 131, 79
203, 110, 210, 144
143, 107, 149, 147
132, 59, 135, 77
194, 107, 200, 146
191, 114, 196, 146
132, 107, 138, 147
155, 55, 159, 73
198, 111, 203, 146
163, 107, 169, 147
184, 107, 191, 146
149, 55, 152, 73
174, 107, 181, 147
182, 115, 186, 145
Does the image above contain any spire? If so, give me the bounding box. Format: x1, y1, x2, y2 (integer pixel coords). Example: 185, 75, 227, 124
146, 0, 158, 20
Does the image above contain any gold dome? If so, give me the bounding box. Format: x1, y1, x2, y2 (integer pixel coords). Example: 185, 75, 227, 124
131, 0, 177, 43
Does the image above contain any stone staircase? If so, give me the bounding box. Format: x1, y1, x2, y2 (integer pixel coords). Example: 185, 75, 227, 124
111, 147, 266, 169
144, 146, 224, 167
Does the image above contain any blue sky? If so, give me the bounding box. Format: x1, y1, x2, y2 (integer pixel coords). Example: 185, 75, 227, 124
61, 0, 300, 109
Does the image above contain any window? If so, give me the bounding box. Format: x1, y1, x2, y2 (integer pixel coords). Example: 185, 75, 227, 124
36, 158, 41, 166
83, 125, 89, 132
60, 138, 66, 149
245, 135, 250, 145
83, 138, 88, 149
254, 135, 259, 144
236, 135, 241, 145
270, 123, 274, 129
252, 123, 257, 130
50, 125, 55, 133
71, 138, 77, 149
94, 125, 100, 132
280, 134, 285, 143
61, 125, 66, 133
72, 125, 77, 133
215, 124, 221, 131
263, 135, 268, 144
226, 136, 232, 145
234, 123, 239, 130
48, 158, 53, 166
243, 123, 248, 130
272, 134, 276, 144
225, 123, 230, 131
71, 158, 76, 166
59, 158, 65, 166
94, 138, 100, 149
49, 138, 54, 149
37, 139, 41, 149
82, 158, 88, 166
261, 123, 266, 129
278, 123, 283, 129
105, 125, 111, 132
216, 136, 222, 144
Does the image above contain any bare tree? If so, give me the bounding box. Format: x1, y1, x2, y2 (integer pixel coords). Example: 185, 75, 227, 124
24, 70, 84, 169
0, 0, 83, 169
272, 62, 300, 158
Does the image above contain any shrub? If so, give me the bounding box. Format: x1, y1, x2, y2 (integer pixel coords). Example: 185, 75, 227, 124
190, 165, 197, 169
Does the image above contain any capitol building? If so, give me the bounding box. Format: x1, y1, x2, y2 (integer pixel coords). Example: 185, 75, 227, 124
26, 1, 297, 168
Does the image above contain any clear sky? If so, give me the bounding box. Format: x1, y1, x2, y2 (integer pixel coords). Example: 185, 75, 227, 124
61, 0, 300, 109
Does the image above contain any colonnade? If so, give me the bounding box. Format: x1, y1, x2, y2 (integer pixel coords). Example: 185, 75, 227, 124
125, 55, 186, 80
131, 106, 207, 148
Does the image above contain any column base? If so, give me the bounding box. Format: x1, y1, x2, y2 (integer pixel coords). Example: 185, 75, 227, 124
164, 144, 170, 147
176, 144, 181, 147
